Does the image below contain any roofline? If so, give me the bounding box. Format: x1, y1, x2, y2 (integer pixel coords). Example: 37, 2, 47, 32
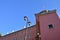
35, 9, 56, 16
1, 25, 36, 37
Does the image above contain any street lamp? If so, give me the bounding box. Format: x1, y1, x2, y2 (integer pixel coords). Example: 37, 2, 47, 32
24, 16, 31, 40
24, 16, 28, 21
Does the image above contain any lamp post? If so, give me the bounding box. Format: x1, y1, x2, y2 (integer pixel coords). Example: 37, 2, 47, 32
0, 33, 2, 37
24, 16, 31, 40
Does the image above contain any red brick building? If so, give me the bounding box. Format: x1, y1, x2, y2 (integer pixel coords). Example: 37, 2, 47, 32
0, 10, 60, 40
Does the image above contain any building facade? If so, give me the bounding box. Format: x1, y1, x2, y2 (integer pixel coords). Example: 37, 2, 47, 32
0, 10, 60, 40
35, 10, 60, 40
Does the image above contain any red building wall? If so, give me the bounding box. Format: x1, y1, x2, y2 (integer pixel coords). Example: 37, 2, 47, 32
36, 10, 60, 40
0, 25, 36, 40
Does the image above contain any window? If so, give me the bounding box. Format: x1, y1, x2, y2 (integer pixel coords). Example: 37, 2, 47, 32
24, 34, 30, 40
13, 38, 17, 40
20, 36, 22, 40
27, 34, 30, 38
48, 24, 53, 29
12, 38, 17, 40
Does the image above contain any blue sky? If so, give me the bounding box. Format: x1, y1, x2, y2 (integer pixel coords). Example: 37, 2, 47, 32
0, 0, 60, 35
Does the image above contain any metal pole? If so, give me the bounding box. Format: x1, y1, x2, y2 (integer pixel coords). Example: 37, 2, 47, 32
24, 16, 31, 40
25, 22, 28, 40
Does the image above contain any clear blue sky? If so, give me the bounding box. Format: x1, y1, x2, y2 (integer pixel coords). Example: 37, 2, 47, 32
0, 0, 60, 35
